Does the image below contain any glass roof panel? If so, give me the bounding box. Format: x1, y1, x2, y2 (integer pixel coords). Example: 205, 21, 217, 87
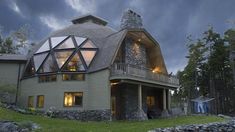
62, 53, 85, 71
51, 36, 67, 48
80, 50, 96, 66
75, 37, 86, 47
34, 53, 48, 71
56, 37, 75, 49
81, 40, 96, 48
36, 40, 50, 53
54, 50, 74, 68
23, 58, 35, 77
38, 54, 57, 73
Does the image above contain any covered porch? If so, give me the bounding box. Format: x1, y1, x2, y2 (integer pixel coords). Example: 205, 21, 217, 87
111, 81, 171, 120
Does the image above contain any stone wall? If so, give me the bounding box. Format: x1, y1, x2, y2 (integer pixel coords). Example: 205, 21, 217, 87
51, 109, 111, 121
151, 119, 235, 132
120, 10, 143, 29
125, 38, 147, 67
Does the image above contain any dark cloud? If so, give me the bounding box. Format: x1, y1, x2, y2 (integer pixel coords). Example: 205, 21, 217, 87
0, 0, 235, 73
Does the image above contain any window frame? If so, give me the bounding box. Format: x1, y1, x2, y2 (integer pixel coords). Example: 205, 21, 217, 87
28, 96, 34, 108
38, 74, 57, 83
63, 92, 83, 107
36, 95, 45, 108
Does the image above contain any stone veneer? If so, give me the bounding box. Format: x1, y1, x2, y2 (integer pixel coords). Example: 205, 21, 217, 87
120, 10, 143, 29
52, 109, 111, 121
119, 84, 148, 120
125, 38, 147, 67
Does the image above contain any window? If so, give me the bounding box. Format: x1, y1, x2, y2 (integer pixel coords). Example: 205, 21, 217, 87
80, 50, 96, 66
38, 54, 58, 73
39, 75, 57, 82
54, 50, 74, 68
28, 96, 34, 108
62, 74, 85, 81
56, 37, 75, 49
64, 92, 83, 107
33, 53, 48, 71
51, 36, 67, 48
36, 95, 44, 108
62, 53, 85, 71
36, 40, 50, 53
23, 58, 35, 77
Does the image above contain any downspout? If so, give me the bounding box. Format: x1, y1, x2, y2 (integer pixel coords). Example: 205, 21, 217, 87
15, 62, 21, 104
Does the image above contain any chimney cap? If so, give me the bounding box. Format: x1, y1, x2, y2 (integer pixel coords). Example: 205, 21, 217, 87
71, 14, 108, 26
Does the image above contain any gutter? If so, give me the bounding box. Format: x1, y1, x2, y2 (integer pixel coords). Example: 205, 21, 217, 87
15, 63, 22, 104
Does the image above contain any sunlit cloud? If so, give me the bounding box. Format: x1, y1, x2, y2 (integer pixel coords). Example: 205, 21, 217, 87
39, 15, 66, 30
65, 0, 96, 15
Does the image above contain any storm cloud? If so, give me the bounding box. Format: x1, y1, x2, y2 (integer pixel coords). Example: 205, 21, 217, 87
1, 0, 235, 73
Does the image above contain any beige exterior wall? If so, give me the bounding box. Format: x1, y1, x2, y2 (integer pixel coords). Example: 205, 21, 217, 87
87, 69, 110, 110
0, 62, 24, 103
18, 69, 111, 111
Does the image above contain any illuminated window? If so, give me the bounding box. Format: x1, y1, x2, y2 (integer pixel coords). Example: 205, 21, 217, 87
36, 95, 44, 108
80, 50, 96, 66
81, 40, 96, 48
23, 58, 35, 77
62, 74, 85, 81
64, 92, 83, 107
39, 75, 57, 83
54, 51, 74, 68
62, 53, 85, 71
147, 96, 155, 108
28, 96, 34, 108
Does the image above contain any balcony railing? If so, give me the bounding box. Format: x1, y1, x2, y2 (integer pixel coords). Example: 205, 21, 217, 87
110, 63, 179, 87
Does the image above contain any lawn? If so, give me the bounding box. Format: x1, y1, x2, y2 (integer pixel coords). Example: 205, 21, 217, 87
0, 107, 225, 132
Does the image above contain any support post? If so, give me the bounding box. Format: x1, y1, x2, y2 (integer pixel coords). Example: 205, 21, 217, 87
168, 89, 171, 109
138, 84, 142, 109
163, 88, 166, 110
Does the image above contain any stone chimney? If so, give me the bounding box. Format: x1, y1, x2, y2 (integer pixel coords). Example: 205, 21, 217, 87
120, 10, 143, 29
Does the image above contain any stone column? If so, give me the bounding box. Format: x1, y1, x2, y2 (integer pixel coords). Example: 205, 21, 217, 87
163, 89, 166, 110
138, 84, 142, 109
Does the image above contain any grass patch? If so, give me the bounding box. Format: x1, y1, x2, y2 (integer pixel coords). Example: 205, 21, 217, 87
0, 107, 225, 132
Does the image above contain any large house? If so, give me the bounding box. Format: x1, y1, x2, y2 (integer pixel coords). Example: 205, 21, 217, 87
0, 10, 179, 120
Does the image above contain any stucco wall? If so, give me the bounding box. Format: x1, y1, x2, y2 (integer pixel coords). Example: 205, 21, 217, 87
18, 69, 110, 111
0, 62, 24, 103
87, 69, 110, 110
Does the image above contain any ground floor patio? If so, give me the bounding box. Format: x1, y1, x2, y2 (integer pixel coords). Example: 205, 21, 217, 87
111, 81, 171, 120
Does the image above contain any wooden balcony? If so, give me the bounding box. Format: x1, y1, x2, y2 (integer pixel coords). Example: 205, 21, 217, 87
110, 63, 179, 88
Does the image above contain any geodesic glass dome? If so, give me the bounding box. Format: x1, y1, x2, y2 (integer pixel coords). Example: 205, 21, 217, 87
23, 36, 98, 77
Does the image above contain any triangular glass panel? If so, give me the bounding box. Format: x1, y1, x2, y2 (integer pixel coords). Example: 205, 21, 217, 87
62, 53, 85, 71
38, 54, 58, 73
36, 40, 50, 53
34, 53, 48, 71
75, 37, 86, 47
81, 40, 96, 48
80, 50, 96, 66
51, 36, 67, 48
54, 50, 74, 68
23, 58, 35, 77
56, 37, 75, 49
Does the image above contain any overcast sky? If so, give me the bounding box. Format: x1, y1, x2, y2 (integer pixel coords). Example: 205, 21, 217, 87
1, 0, 235, 73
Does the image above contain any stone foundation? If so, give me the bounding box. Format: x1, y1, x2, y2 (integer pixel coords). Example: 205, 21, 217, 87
52, 109, 111, 121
